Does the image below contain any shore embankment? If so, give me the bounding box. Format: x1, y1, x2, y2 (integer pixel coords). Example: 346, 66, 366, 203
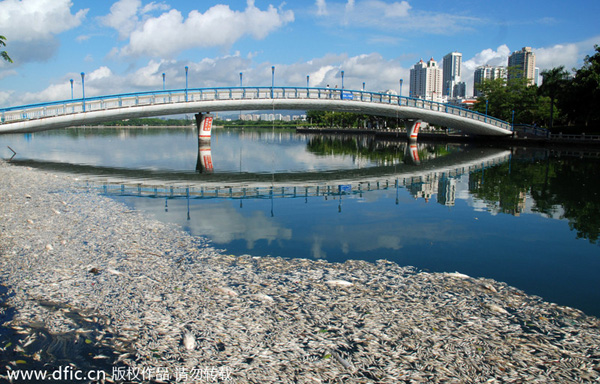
0, 160, 599, 383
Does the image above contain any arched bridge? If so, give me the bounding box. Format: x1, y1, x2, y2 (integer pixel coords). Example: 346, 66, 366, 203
0, 86, 512, 139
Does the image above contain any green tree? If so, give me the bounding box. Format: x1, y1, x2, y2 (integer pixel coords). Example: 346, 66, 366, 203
1, 35, 13, 63
565, 45, 600, 127
539, 66, 570, 129
474, 68, 548, 126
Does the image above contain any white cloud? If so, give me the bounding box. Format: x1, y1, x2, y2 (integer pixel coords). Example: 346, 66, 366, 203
107, 0, 294, 58
100, 0, 144, 39
315, 0, 327, 15
533, 36, 600, 72
462, 45, 511, 97
463, 45, 511, 72
0, 90, 13, 105
0, 0, 87, 64
0, 0, 87, 42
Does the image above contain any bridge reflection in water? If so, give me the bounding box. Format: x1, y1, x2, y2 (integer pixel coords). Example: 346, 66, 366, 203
19, 142, 510, 213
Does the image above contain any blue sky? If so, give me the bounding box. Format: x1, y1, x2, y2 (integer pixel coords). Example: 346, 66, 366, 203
0, 0, 599, 107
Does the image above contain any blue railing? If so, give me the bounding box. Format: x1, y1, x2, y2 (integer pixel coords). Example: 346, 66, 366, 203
0, 86, 512, 131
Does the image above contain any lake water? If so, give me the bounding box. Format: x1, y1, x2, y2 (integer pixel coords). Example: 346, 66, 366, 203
2, 127, 599, 317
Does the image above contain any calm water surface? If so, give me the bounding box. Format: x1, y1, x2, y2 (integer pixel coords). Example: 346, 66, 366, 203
2, 127, 599, 317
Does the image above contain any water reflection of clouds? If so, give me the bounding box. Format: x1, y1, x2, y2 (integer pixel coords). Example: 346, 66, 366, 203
128, 198, 292, 249
213, 134, 371, 173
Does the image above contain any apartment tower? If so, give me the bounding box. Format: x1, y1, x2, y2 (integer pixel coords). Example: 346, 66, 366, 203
508, 47, 536, 84
409, 58, 443, 101
442, 52, 466, 98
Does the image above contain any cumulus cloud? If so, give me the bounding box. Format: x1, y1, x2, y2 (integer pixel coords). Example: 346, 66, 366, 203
463, 45, 511, 73
461, 45, 511, 97
99, 0, 170, 40
0, 0, 87, 42
104, 0, 294, 58
0, 0, 87, 64
533, 36, 600, 72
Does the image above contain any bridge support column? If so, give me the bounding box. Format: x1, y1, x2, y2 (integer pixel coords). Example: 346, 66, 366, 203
405, 119, 423, 141
195, 112, 214, 141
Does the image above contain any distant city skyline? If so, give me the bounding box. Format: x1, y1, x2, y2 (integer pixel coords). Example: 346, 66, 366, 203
0, 0, 599, 107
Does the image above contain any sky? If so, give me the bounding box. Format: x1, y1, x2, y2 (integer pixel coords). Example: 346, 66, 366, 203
0, 0, 599, 108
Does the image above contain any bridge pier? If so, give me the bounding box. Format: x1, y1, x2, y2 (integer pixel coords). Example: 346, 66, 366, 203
405, 119, 423, 141
195, 112, 214, 141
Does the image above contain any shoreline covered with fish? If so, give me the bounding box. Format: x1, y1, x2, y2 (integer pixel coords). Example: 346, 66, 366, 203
1, 160, 599, 383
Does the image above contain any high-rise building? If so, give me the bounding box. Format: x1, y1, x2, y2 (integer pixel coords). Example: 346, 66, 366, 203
473, 65, 506, 97
442, 52, 465, 98
409, 58, 443, 101
508, 47, 536, 84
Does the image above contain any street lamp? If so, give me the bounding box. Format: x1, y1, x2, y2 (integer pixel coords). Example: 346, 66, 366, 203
341, 70, 344, 90
399, 79, 403, 98
240, 72, 243, 87
306, 75, 310, 97
485, 99, 489, 115
185, 66, 189, 101
512, 110, 515, 130
162, 73, 165, 90
70, 79, 73, 100
80, 72, 85, 112
362, 82, 365, 91
271, 66, 275, 98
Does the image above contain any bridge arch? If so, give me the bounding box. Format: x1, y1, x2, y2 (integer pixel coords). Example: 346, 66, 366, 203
0, 87, 512, 139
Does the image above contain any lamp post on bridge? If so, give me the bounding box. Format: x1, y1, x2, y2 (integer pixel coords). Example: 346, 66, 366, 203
306, 75, 310, 97
70, 79, 73, 100
185, 66, 189, 102
80, 72, 85, 112
162, 73, 165, 90
271, 66, 275, 99
363, 82, 365, 91
399, 79, 403, 98
512, 110, 515, 131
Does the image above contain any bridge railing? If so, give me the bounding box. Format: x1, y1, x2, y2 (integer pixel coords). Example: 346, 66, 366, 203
0, 86, 511, 131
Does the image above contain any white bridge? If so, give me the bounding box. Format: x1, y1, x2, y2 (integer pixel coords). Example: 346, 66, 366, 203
0, 86, 512, 140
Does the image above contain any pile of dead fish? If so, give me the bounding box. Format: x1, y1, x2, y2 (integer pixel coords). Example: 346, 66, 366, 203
1, 161, 599, 383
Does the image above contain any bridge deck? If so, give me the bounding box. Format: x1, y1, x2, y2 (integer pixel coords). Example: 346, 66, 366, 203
0, 87, 512, 136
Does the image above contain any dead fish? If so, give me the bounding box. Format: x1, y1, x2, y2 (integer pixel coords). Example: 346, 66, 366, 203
216, 286, 238, 296
446, 272, 470, 279
486, 304, 508, 315
183, 332, 196, 351
325, 280, 353, 287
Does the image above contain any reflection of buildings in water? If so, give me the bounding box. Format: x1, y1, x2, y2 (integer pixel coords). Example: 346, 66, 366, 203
514, 191, 528, 217
407, 173, 438, 202
437, 177, 457, 207
406, 173, 457, 206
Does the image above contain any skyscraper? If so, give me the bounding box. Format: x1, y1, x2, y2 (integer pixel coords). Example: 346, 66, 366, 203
473, 65, 506, 97
409, 58, 443, 101
508, 47, 536, 84
442, 52, 466, 98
